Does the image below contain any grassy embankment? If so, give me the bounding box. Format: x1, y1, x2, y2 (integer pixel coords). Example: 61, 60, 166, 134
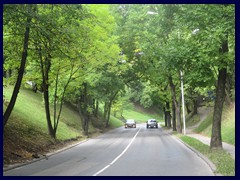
178, 103, 235, 176
193, 104, 235, 145
4, 86, 85, 164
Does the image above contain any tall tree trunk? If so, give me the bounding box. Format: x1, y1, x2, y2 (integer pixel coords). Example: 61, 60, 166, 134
163, 85, 168, 127
78, 83, 90, 136
35, 20, 55, 139
3, 5, 35, 127
105, 90, 120, 128
82, 83, 90, 136
178, 94, 182, 132
186, 102, 192, 114
163, 107, 167, 127
53, 66, 60, 133
169, 76, 181, 133
210, 35, 228, 149
166, 101, 171, 128
225, 76, 232, 106
78, 98, 86, 134
193, 98, 198, 115
53, 62, 76, 138
42, 55, 55, 138
43, 82, 55, 138
172, 96, 177, 131
210, 68, 227, 149
103, 102, 108, 121
105, 101, 112, 128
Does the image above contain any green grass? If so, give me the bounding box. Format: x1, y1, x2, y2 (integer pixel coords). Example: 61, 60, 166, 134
4, 86, 82, 140
185, 113, 200, 127
109, 116, 124, 128
98, 102, 163, 127
179, 135, 235, 176
3, 86, 97, 164
174, 104, 235, 175
219, 105, 235, 145
4, 86, 162, 144
122, 105, 163, 123
194, 113, 213, 134
194, 104, 235, 145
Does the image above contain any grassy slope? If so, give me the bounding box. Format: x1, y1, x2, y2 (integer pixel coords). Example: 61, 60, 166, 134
178, 135, 235, 176
3, 86, 87, 164
176, 104, 235, 176
194, 104, 235, 145
99, 102, 163, 128
122, 104, 163, 123
4, 86, 83, 139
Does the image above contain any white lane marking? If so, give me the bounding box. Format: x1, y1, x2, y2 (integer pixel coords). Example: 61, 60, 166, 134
92, 127, 141, 176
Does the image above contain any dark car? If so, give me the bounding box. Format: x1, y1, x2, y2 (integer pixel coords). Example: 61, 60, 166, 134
125, 119, 136, 128
146, 119, 158, 128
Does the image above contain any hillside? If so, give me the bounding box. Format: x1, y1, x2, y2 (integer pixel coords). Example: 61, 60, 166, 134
166, 101, 235, 146
192, 103, 235, 145
3, 86, 99, 165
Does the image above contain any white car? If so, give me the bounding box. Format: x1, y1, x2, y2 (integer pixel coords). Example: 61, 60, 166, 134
146, 119, 158, 128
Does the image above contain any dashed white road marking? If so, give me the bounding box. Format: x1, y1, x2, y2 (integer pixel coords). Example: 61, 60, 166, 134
92, 127, 141, 176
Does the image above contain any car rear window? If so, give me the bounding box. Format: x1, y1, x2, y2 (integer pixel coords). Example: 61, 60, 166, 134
127, 120, 134, 122
149, 119, 156, 122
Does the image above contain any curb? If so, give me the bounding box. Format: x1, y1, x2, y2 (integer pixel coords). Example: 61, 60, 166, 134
3, 139, 89, 172
173, 136, 221, 176
162, 129, 222, 176
173, 136, 224, 176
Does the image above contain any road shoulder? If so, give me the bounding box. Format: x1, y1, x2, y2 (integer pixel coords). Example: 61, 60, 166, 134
162, 128, 221, 176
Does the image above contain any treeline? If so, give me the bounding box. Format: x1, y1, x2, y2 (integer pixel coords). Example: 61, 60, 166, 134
3, 4, 235, 150
3, 4, 126, 138
111, 4, 235, 149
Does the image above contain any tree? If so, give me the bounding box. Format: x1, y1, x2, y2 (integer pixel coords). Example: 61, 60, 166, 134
3, 4, 36, 127
176, 4, 235, 148
24, 4, 93, 138
112, 4, 234, 140
63, 4, 122, 133
210, 5, 234, 149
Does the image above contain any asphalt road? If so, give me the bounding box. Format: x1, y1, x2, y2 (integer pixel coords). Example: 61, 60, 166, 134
4, 123, 214, 176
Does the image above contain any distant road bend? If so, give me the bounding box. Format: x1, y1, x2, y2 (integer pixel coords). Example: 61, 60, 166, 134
4, 124, 214, 176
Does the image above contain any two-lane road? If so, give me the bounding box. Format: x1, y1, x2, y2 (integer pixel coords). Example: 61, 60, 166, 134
4, 124, 214, 176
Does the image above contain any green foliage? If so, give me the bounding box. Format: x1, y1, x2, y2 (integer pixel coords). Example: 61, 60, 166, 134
111, 92, 133, 117
4, 4, 124, 137
110, 5, 235, 139
4, 4, 235, 144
